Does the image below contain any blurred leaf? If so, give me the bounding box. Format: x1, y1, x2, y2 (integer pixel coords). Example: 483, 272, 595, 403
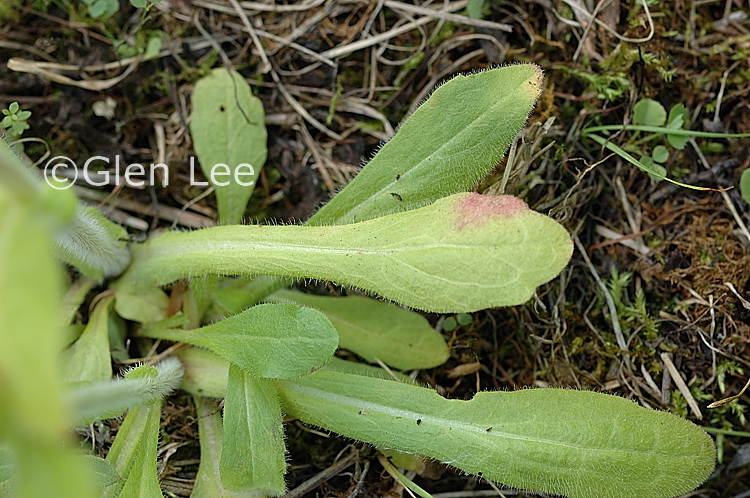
112, 282, 170, 323
54, 206, 130, 279
0, 138, 94, 497
61, 296, 114, 383
466, 0, 485, 18
268, 289, 449, 370
666, 103, 690, 150
68, 358, 183, 425
651, 145, 670, 164
105, 366, 164, 498
80, 455, 123, 498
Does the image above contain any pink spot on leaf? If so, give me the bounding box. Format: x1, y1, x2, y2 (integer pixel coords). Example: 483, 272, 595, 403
455, 193, 528, 230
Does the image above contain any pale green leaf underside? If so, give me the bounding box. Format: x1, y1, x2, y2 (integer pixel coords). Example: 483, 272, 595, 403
193, 396, 259, 498
190, 68, 268, 225
267, 289, 448, 370
142, 303, 338, 379
105, 398, 164, 498
310, 64, 544, 225
120, 193, 573, 313
220, 367, 285, 496
216, 64, 544, 309
275, 370, 715, 498
61, 295, 113, 384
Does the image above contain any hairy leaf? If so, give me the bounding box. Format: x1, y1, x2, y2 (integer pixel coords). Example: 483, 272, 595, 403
121, 193, 572, 313
105, 366, 164, 498
68, 358, 183, 425
142, 303, 338, 379
220, 366, 285, 496
177, 348, 412, 399
192, 397, 247, 498
275, 370, 715, 498
310, 64, 543, 225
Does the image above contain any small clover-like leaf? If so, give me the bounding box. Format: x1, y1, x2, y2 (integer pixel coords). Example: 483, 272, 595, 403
652, 145, 670, 163
633, 98, 667, 126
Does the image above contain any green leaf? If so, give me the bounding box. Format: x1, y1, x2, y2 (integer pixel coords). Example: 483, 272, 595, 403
112, 283, 170, 323
105, 398, 164, 498
177, 349, 414, 400
214, 65, 545, 308
666, 103, 690, 150
275, 370, 716, 498
740, 168, 750, 205
220, 366, 286, 496
68, 358, 183, 425
633, 98, 667, 126
120, 193, 572, 313
192, 397, 250, 498
652, 145, 669, 164
466, 0, 485, 18
61, 295, 114, 383
310, 64, 543, 225
141, 303, 338, 379
640, 155, 668, 182
323, 356, 412, 382
268, 289, 449, 370
87, 0, 118, 19
178, 348, 229, 398
190, 68, 268, 225
8, 102, 19, 114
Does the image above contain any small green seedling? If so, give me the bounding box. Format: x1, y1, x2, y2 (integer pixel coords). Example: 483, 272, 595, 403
1, 102, 31, 141
0, 64, 716, 498
583, 98, 750, 189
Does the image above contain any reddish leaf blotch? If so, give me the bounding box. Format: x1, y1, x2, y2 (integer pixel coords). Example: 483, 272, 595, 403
455, 193, 527, 230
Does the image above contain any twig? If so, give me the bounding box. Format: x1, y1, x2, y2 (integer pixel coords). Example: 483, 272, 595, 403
661, 352, 702, 420
284, 448, 358, 498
